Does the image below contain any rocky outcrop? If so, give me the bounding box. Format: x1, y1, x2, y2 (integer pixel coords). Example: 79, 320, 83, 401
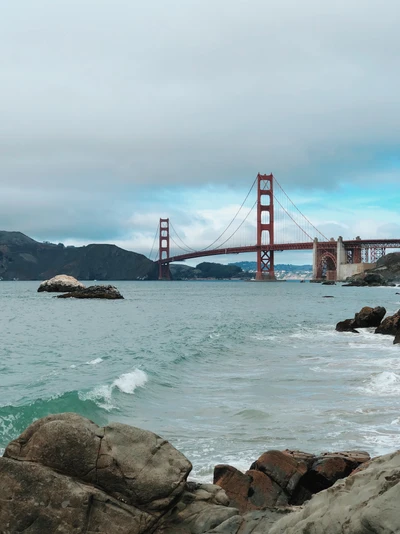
213, 449, 369, 512
57, 284, 124, 299
343, 272, 388, 286
335, 318, 359, 333
37, 274, 85, 292
375, 309, 400, 335
336, 306, 386, 333
344, 252, 400, 286
268, 450, 400, 534
2, 413, 193, 533
2, 413, 399, 534
354, 306, 386, 327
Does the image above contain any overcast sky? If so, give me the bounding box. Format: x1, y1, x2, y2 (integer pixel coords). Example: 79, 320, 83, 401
1, 0, 399, 265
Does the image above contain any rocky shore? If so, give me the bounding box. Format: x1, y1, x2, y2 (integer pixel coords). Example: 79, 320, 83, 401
336, 305, 400, 343
1, 413, 399, 533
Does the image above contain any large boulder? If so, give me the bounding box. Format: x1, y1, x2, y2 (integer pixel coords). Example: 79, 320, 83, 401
354, 306, 386, 328
375, 310, 400, 335
335, 318, 359, 333
57, 284, 124, 299
336, 306, 387, 333
268, 450, 400, 534
213, 449, 369, 513
2, 413, 192, 533
37, 274, 85, 292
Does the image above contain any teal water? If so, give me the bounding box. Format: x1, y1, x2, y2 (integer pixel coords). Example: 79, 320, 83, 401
1, 280, 400, 481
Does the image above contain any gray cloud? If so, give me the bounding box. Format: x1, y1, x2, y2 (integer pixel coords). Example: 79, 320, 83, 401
1, 0, 399, 189
1, 0, 399, 248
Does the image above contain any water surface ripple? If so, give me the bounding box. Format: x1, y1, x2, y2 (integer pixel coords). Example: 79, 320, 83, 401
1, 280, 400, 481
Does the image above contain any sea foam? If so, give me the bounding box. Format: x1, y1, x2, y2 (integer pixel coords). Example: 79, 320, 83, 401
361, 371, 400, 397
79, 368, 148, 410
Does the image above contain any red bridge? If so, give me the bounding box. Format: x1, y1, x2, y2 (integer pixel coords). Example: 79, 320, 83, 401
155, 174, 400, 281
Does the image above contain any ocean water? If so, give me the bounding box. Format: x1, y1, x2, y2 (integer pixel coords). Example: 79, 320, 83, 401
1, 280, 400, 482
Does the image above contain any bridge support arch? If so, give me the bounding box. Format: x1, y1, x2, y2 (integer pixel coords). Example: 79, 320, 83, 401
256, 173, 276, 281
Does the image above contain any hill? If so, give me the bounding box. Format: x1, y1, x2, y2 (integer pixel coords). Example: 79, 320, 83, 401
0, 231, 157, 281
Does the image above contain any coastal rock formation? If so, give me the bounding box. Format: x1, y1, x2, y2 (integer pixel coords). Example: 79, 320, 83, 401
57, 284, 124, 299
336, 306, 386, 333
214, 449, 369, 513
344, 252, 400, 286
335, 318, 359, 333
37, 274, 85, 292
2, 413, 194, 533
354, 306, 386, 328
375, 310, 400, 336
2, 413, 399, 534
267, 450, 400, 534
343, 272, 388, 287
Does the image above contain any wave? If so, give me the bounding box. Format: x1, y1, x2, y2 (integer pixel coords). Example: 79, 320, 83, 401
0, 391, 109, 450
79, 369, 148, 411
360, 371, 400, 397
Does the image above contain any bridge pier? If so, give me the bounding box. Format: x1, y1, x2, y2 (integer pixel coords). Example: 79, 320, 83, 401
158, 218, 171, 280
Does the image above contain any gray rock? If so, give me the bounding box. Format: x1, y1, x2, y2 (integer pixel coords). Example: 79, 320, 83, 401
37, 274, 85, 292
268, 450, 400, 534
3, 413, 192, 532
56, 284, 124, 299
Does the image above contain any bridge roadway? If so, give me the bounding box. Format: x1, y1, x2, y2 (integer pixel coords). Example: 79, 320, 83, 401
163, 239, 400, 264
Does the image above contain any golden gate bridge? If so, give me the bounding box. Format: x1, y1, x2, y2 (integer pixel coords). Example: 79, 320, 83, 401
151, 174, 400, 281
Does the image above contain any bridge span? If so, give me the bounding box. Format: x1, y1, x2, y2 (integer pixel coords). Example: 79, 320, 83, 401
156, 174, 400, 281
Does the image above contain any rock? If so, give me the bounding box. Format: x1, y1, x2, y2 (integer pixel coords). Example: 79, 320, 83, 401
354, 306, 386, 328
213, 465, 286, 513
321, 281, 335, 285
3, 413, 192, 533
375, 310, 400, 335
343, 272, 388, 287
394, 331, 400, 345
335, 318, 359, 333
268, 450, 400, 534
57, 284, 124, 299
158, 482, 239, 533
250, 450, 308, 497
37, 274, 85, 292
291, 451, 368, 505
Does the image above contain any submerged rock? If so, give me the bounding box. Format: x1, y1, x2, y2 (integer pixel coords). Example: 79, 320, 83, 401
57, 284, 124, 299
37, 274, 85, 292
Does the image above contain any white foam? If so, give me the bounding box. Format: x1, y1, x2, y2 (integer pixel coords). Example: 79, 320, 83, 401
79, 368, 148, 410
114, 369, 148, 394
361, 371, 400, 397
86, 358, 103, 365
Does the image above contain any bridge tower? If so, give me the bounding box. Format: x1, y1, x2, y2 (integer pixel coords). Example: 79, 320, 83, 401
256, 173, 275, 281
158, 218, 171, 280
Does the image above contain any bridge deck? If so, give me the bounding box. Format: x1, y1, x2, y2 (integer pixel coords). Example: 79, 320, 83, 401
162, 239, 400, 264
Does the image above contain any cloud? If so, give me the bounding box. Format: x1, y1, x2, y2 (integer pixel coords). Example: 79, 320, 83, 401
0, 0, 399, 259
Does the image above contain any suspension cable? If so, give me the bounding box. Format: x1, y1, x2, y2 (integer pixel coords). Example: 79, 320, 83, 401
170, 222, 197, 252
166, 176, 258, 253
273, 195, 314, 241
213, 199, 258, 249
148, 223, 159, 260
274, 177, 328, 241
199, 176, 258, 250
169, 234, 194, 253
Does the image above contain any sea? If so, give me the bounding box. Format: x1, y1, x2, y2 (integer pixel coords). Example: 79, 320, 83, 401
1, 280, 400, 482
